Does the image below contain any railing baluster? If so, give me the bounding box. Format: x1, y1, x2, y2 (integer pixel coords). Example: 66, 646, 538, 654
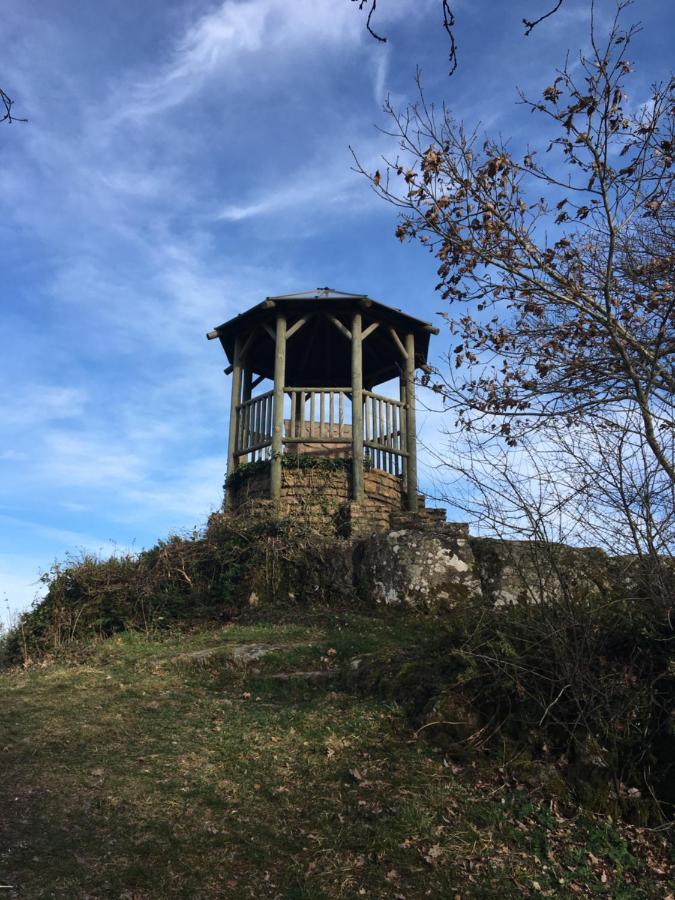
372, 396, 377, 454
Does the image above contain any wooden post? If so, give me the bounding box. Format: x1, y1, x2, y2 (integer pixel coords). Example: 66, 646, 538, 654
399, 370, 408, 494
404, 332, 418, 512
351, 311, 364, 502
270, 314, 287, 511
226, 335, 243, 508
242, 368, 253, 403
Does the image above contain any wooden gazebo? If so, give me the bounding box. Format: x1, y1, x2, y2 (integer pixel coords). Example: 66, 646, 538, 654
207, 288, 438, 515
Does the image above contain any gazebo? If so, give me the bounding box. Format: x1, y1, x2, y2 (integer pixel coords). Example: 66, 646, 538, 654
207, 288, 438, 522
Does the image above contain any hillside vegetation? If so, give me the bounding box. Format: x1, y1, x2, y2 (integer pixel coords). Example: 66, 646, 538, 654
1, 517, 673, 897
1, 609, 673, 899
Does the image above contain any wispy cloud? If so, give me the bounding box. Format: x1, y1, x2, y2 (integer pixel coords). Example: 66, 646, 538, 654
114, 0, 367, 122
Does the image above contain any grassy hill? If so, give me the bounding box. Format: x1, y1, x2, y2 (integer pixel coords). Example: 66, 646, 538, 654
1, 608, 672, 899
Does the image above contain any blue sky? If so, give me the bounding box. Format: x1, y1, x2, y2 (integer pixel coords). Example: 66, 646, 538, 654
1, 0, 672, 622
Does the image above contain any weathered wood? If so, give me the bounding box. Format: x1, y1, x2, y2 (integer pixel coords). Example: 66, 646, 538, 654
289, 391, 297, 438
226, 336, 243, 505
362, 321, 380, 340
370, 394, 377, 466
339, 391, 344, 437
270, 315, 287, 511
399, 371, 408, 492
240, 329, 257, 361
362, 390, 405, 407
405, 332, 418, 511
286, 314, 312, 340
326, 313, 352, 340
251, 373, 265, 389
261, 299, 276, 309
388, 327, 408, 360
351, 312, 364, 501
423, 324, 440, 334
265, 395, 273, 455
263, 321, 276, 341
385, 400, 392, 473
224, 364, 234, 376
242, 368, 253, 403
207, 329, 219, 340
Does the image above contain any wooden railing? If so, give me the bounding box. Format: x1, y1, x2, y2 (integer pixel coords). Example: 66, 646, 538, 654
363, 390, 408, 476
234, 386, 408, 474
235, 389, 274, 461
284, 388, 352, 444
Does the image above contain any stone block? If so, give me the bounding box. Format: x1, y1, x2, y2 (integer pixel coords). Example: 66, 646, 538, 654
355, 525, 481, 611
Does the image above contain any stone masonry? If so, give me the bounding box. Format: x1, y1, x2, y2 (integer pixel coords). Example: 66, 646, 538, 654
228, 462, 422, 538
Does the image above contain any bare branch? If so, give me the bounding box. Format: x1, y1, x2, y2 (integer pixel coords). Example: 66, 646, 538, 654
0, 87, 26, 124
523, 0, 566, 36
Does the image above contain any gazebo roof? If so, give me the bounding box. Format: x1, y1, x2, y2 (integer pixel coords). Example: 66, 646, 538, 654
208, 287, 438, 389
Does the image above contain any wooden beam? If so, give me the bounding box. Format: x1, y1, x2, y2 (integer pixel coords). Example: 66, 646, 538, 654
362, 321, 380, 340
359, 298, 373, 309
286, 314, 312, 340
423, 324, 440, 335
224, 364, 234, 376
242, 367, 253, 403
226, 335, 243, 508
263, 321, 276, 341
270, 314, 287, 512
261, 299, 276, 309
251, 373, 265, 389
404, 333, 418, 512
388, 327, 408, 360
325, 313, 352, 340
206, 329, 219, 340
351, 311, 364, 502
239, 328, 257, 361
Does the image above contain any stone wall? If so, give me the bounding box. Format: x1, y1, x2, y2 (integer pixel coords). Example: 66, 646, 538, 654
228, 462, 409, 537
354, 523, 481, 611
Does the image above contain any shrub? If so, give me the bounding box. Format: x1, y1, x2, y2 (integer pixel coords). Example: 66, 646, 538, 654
353, 592, 674, 820
3, 515, 353, 666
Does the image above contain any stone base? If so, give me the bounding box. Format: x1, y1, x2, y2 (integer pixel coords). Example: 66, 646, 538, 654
227, 461, 448, 538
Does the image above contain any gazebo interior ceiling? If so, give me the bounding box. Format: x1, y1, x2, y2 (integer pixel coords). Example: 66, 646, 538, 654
213, 292, 434, 390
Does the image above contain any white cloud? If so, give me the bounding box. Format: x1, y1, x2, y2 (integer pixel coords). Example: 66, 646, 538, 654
0, 385, 87, 429
115, 0, 367, 122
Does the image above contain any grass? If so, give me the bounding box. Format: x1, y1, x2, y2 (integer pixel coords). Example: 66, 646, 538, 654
0, 610, 672, 898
